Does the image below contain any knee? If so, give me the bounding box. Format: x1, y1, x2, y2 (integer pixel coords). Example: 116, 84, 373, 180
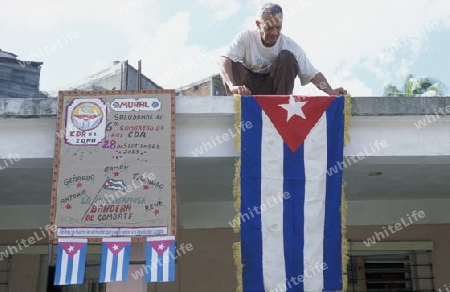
277, 50, 296, 62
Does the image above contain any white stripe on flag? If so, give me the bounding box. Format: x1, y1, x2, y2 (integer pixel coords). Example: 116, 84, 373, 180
116, 248, 124, 281
102, 237, 130, 282
261, 112, 285, 290
71, 251, 80, 284
105, 248, 113, 282
59, 251, 68, 285
163, 251, 169, 281
151, 248, 158, 282
303, 113, 327, 291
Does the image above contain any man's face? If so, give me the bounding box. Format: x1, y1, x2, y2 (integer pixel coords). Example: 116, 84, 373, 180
256, 13, 283, 47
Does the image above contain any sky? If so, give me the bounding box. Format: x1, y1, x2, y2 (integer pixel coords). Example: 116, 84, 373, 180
1, 0, 449, 96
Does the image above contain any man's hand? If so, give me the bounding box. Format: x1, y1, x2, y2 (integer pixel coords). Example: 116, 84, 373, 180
229, 85, 252, 95
327, 87, 347, 95
311, 73, 348, 96
219, 57, 252, 95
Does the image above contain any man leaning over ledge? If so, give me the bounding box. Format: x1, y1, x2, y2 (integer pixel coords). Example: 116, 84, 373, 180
219, 2, 347, 96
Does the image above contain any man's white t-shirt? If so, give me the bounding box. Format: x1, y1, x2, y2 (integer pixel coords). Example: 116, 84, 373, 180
223, 28, 319, 86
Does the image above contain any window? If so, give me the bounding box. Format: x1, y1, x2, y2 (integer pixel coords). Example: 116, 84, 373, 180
347, 243, 434, 292
0, 256, 11, 292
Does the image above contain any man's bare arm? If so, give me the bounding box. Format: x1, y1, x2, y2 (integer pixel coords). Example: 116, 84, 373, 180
310, 72, 347, 95
219, 57, 251, 95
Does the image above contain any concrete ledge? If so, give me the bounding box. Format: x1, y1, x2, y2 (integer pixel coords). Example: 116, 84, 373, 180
0, 98, 57, 117
178, 199, 450, 229
1, 96, 449, 117
176, 95, 235, 116
347, 199, 450, 225
352, 96, 450, 116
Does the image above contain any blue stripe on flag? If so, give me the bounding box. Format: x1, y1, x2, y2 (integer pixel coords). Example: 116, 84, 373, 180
54, 245, 63, 285
324, 96, 344, 290
65, 251, 74, 284
168, 242, 175, 281
99, 243, 108, 282
283, 143, 305, 292
111, 249, 118, 281
145, 243, 152, 282
122, 243, 130, 281
157, 253, 164, 281
241, 96, 264, 292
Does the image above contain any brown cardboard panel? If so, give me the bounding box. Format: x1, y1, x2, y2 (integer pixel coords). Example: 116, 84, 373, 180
49, 90, 176, 241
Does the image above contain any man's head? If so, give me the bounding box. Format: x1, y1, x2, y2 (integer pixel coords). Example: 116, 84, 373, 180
256, 3, 283, 47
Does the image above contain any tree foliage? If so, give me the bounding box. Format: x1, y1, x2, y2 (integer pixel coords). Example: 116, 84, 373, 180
383, 74, 443, 97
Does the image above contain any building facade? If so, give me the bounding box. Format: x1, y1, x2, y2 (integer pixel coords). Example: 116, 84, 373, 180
63, 61, 162, 92
0, 49, 43, 99
0, 96, 449, 291
176, 74, 227, 97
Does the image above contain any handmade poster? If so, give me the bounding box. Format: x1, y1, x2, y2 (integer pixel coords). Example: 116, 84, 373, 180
49, 90, 176, 240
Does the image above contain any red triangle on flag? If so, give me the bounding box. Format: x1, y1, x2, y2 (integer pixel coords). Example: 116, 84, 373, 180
148, 240, 174, 256
105, 241, 130, 255
254, 95, 336, 152
59, 242, 86, 258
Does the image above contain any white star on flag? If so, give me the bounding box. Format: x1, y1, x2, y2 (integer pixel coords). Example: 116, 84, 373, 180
158, 243, 165, 250
279, 95, 307, 121
113, 244, 119, 250
68, 246, 74, 252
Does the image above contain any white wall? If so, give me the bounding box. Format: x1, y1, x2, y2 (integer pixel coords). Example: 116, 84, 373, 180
179, 199, 450, 229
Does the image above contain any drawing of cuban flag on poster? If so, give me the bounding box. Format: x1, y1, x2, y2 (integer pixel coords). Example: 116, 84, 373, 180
65, 99, 107, 146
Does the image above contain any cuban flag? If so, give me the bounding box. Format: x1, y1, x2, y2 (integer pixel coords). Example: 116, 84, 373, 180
100, 237, 131, 282
145, 236, 176, 282
103, 178, 127, 192
54, 238, 87, 285
238, 95, 344, 291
